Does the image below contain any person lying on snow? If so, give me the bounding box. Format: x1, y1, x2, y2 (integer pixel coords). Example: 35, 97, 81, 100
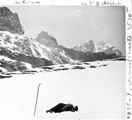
46, 103, 78, 113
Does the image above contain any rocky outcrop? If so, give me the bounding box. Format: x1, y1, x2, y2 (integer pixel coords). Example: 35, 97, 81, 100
74, 40, 95, 53
35, 31, 58, 47
0, 47, 53, 68
0, 58, 27, 72
0, 7, 24, 35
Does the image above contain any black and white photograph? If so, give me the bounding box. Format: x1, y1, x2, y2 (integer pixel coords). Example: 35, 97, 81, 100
0, 1, 127, 119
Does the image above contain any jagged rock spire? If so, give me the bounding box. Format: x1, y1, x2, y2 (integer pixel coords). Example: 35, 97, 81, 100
0, 7, 24, 35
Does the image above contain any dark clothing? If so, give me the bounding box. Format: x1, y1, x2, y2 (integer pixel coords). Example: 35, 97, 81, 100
46, 103, 78, 113
50, 103, 66, 113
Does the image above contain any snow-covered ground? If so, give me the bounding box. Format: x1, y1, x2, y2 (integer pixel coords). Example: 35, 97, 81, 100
0, 61, 126, 119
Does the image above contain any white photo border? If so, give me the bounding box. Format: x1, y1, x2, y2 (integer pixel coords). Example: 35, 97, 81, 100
0, 0, 132, 119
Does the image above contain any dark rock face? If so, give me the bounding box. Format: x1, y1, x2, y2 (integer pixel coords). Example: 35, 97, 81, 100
104, 48, 122, 57
0, 47, 53, 68
0, 7, 24, 35
35, 31, 58, 47
0, 58, 27, 72
88, 40, 95, 53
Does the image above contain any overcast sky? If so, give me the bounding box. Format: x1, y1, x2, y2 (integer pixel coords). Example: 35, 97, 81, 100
7, 5, 125, 55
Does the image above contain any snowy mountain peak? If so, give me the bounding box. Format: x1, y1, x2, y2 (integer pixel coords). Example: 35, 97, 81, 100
73, 40, 120, 54
74, 40, 95, 53
95, 41, 114, 52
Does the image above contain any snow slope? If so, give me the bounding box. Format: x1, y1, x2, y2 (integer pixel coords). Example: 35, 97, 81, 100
0, 31, 75, 65
0, 61, 125, 119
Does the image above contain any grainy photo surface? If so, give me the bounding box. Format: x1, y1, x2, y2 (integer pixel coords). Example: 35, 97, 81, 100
0, 5, 126, 119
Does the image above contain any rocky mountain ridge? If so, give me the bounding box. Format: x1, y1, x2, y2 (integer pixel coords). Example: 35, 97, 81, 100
0, 31, 74, 66
0, 6, 123, 74
73, 40, 122, 57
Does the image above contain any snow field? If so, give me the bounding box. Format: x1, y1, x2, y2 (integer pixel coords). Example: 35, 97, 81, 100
0, 61, 126, 119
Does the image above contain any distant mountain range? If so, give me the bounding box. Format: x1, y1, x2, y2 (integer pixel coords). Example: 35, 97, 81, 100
73, 40, 122, 56
0, 7, 123, 72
